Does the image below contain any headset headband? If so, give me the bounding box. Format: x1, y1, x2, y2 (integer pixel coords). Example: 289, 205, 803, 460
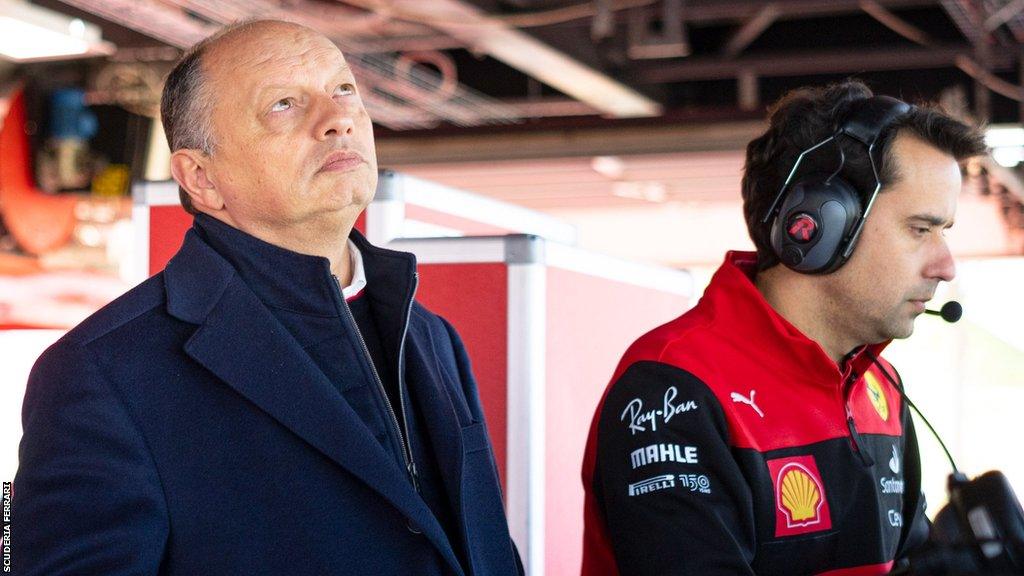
840, 96, 913, 147
761, 95, 915, 227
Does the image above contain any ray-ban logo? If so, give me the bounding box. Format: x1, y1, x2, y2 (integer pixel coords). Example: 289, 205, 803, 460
620, 386, 699, 435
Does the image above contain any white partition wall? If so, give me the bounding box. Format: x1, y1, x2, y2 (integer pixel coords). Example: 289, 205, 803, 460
368, 170, 577, 246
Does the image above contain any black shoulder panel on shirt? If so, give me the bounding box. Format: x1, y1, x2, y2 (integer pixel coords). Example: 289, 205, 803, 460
593, 361, 757, 576
600, 361, 731, 444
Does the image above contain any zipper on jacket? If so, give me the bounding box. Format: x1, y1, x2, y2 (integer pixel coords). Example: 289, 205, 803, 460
395, 273, 420, 489
843, 371, 876, 467
333, 274, 420, 493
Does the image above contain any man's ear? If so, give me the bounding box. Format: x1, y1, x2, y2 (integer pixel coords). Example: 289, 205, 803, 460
170, 149, 225, 212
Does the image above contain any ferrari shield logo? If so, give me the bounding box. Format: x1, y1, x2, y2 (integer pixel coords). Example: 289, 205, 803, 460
864, 372, 889, 421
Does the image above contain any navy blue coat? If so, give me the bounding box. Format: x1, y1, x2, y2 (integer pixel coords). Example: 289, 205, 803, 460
13, 223, 521, 575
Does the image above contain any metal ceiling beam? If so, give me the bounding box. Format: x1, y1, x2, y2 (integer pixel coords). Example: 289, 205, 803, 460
627, 0, 690, 59
500, 98, 601, 118
681, 0, 934, 23
55, 0, 520, 128
722, 3, 781, 57
985, 0, 1024, 30
984, 0, 1024, 41
860, 0, 934, 45
56, 0, 215, 49
940, 0, 986, 44
376, 120, 764, 164
385, 0, 662, 118
163, 0, 437, 53
955, 53, 1024, 101
634, 44, 1016, 83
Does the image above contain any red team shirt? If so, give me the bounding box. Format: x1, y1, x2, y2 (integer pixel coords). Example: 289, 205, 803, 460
581, 251, 928, 576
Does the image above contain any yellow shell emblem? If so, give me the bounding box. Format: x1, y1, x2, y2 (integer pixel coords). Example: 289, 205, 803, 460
779, 465, 822, 525
864, 372, 889, 421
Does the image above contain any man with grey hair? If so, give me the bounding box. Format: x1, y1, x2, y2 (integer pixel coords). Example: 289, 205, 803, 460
13, 19, 522, 576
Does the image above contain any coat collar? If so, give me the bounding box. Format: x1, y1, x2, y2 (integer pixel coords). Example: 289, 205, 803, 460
163, 221, 464, 576
192, 214, 366, 315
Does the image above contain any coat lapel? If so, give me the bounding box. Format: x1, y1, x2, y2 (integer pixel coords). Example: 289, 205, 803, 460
165, 231, 465, 576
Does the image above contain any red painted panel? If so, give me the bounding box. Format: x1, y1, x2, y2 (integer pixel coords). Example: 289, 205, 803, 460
149, 205, 193, 275
545, 267, 689, 576
414, 263, 509, 488
354, 211, 366, 235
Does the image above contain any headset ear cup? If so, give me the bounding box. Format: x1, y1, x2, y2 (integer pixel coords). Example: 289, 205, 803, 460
769, 185, 803, 268
772, 179, 862, 274
816, 179, 863, 273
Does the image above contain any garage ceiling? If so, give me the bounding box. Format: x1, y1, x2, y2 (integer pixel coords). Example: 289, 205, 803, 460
18, 0, 1024, 132
7, 0, 1024, 219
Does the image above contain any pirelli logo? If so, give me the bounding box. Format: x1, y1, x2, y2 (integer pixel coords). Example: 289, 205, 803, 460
627, 473, 712, 497
628, 474, 676, 496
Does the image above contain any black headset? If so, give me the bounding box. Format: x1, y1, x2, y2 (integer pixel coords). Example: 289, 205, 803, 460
760, 95, 914, 274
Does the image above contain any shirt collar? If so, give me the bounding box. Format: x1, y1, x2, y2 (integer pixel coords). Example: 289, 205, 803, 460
704, 251, 888, 384
341, 240, 367, 302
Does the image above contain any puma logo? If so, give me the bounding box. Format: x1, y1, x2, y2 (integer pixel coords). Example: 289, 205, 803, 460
730, 390, 764, 418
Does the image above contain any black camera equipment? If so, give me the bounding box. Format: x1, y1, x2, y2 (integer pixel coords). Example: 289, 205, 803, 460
890, 471, 1024, 575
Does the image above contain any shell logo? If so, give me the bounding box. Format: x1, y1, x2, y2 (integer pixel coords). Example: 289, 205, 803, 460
865, 372, 889, 421
777, 464, 823, 527
768, 455, 832, 537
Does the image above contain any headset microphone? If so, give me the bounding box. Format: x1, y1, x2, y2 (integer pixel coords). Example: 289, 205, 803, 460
924, 301, 962, 323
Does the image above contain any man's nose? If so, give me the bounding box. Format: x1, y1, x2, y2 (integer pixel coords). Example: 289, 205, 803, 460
926, 237, 956, 282
313, 95, 355, 140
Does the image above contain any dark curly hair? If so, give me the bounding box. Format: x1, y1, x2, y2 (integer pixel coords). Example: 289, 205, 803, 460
741, 80, 987, 271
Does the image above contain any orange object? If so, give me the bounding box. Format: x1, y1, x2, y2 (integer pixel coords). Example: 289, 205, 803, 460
0, 90, 77, 255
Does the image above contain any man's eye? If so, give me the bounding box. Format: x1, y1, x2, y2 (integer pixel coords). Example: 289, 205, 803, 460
334, 83, 355, 97
270, 98, 293, 112
912, 226, 930, 236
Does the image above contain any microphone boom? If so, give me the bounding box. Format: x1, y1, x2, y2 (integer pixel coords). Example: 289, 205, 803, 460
925, 301, 962, 323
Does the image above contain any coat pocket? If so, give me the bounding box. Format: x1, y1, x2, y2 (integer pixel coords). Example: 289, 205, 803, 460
460, 422, 517, 575
461, 422, 491, 454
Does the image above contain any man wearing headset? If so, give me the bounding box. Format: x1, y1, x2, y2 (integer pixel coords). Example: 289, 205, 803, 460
581, 81, 986, 575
